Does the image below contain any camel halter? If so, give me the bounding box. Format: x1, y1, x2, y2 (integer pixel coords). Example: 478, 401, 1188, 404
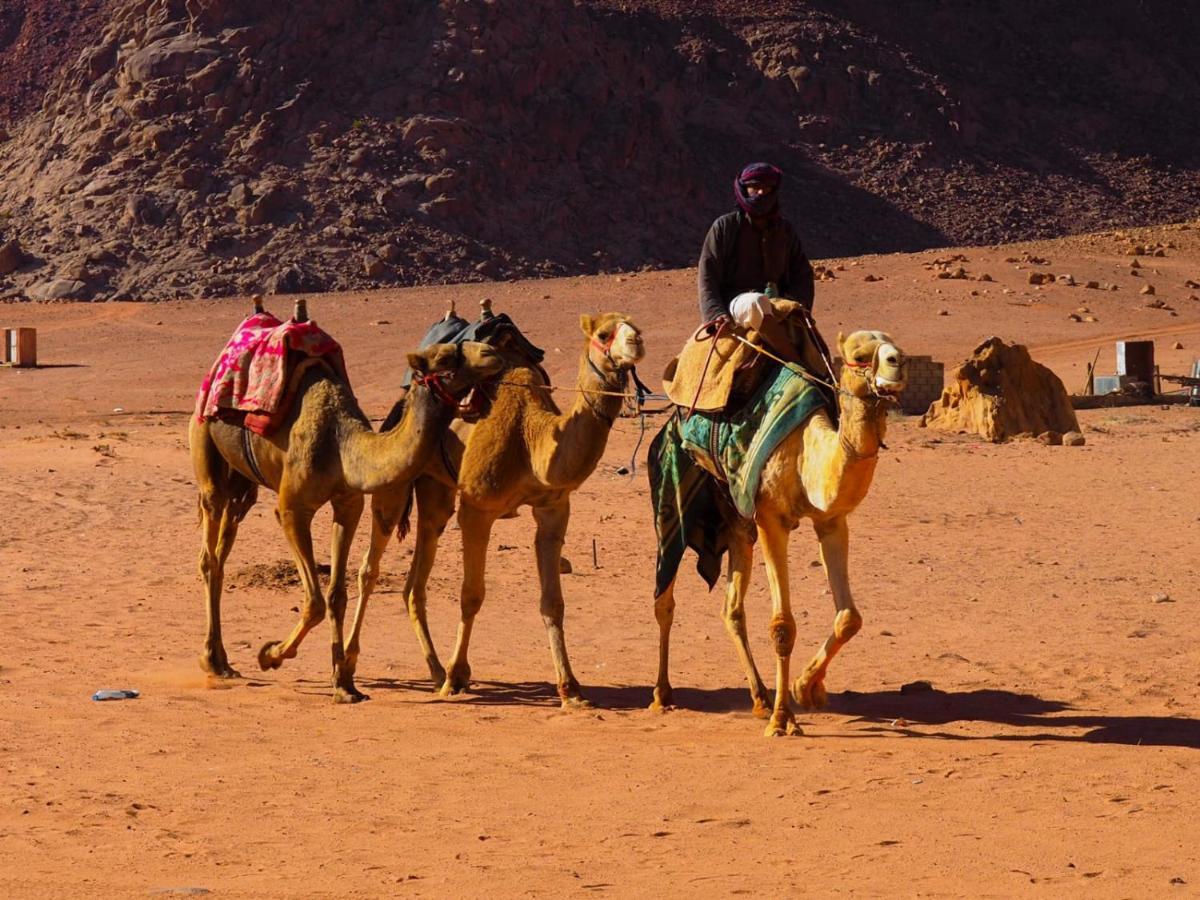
491, 330, 654, 473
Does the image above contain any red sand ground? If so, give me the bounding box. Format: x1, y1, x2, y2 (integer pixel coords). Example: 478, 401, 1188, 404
2, 224, 1199, 898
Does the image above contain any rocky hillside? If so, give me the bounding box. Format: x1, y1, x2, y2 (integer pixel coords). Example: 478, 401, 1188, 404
1, 0, 1198, 300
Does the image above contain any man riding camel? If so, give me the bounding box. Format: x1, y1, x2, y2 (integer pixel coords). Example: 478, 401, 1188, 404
697, 162, 816, 361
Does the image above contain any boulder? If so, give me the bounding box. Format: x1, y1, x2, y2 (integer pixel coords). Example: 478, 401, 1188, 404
27, 279, 90, 301
921, 337, 1080, 442
123, 34, 222, 85
0, 239, 25, 275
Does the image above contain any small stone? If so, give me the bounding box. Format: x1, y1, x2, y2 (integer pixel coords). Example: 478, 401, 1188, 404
977, 273, 993, 282
1059, 274, 1076, 286
1151, 593, 1173, 603
1172, 341, 1184, 350
1085, 280, 1100, 289
1083, 315, 1098, 322
1038, 430, 1063, 445
937, 309, 949, 316
1154, 248, 1166, 257
1110, 284, 1119, 291
615, 465, 631, 475
1141, 284, 1156, 295
1130, 258, 1141, 269
1067, 313, 1083, 322
1063, 431, 1086, 446
863, 273, 882, 282
558, 557, 573, 575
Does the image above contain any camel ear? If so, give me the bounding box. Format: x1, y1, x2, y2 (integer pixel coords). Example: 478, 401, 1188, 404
836, 331, 847, 356
580, 314, 595, 337
407, 351, 430, 374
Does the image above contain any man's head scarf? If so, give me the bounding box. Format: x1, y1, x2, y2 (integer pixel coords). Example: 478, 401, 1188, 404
733, 162, 783, 219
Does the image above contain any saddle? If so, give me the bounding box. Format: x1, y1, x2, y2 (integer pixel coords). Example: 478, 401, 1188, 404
195, 309, 349, 436
663, 298, 835, 416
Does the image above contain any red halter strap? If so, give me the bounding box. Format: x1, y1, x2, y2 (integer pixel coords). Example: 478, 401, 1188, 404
412, 371, 461, 407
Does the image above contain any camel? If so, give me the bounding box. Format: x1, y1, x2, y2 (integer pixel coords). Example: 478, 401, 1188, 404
190, 329, 504, 703
347, 311, 645, 707
650, 328, 907, 736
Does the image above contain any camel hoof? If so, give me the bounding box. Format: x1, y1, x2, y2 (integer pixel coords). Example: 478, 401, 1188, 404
427, 665, 447, 688
561, 695, 593, 710
257, 641, 285, 671
648, 700, 676, 714
438, 672, 471, 697
764, 716, 803, 738
751, 699, 772, 720
200, 654, 241, 679
333, 687, 370, 704
792, 676, 827, 710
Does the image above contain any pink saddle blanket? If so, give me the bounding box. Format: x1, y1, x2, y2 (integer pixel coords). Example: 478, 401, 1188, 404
194, 311, 350, 435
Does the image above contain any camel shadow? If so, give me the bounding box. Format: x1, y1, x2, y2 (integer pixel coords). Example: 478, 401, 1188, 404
354, 677, 746, 713
827, 688, 1200, 749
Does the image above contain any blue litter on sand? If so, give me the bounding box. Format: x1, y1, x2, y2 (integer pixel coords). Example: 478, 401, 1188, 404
92, 689, 140, 701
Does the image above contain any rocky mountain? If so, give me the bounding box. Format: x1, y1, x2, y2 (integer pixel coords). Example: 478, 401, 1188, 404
1, 0, 1198, 300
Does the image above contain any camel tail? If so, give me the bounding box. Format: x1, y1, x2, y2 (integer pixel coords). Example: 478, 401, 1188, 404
395, 482, 416, 542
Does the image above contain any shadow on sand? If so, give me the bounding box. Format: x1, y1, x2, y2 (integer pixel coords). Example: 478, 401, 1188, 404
320, 678, 1200, 749
827, 688, 1200, 750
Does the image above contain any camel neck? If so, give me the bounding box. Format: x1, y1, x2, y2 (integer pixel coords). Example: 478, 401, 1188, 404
341, 384, 452, 494
835, 388, 887, 464
533, 352, 624, 488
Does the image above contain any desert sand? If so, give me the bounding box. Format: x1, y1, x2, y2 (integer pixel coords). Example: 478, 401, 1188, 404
2, 224, 1199, 898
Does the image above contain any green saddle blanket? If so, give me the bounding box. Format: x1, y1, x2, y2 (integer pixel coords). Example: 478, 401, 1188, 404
649, 362, 829, 597
679, 362, 827, 518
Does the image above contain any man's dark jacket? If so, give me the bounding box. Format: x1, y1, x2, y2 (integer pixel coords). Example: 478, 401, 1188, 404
697, 211, 815, 322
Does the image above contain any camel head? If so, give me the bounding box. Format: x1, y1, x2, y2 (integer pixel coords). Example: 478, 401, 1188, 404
580, 312, 645, 382
836, 330, 907, 399
406, 341, 505, 410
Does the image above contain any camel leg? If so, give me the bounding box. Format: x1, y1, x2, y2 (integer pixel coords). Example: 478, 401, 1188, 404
757, 513, 801, 737
722, 526, 772, 718
649, 578, 676, 711
533, 501, 589, 708
258, 495, 326, 672
193, 429, 257, 678
793, 516, 862, 710
328, 491, 365, 704
440, 502, 495, 697
346, 490, 403, 684
402, 479, 457, 686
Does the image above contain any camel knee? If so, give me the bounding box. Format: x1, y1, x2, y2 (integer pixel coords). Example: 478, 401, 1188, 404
540, 595, 565, 625
834, 608, 862, 641
198, 549, 216, 579
722, 605, 746, 636
768, 614, 796, 657
461, 592, 484, 619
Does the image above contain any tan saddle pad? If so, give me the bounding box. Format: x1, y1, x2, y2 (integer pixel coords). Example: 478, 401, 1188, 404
663, 325, 761, 413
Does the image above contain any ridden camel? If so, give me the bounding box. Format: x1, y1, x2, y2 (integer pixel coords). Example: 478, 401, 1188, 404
190, 335, 504, 702
348, 312, 646, 707
652, 328, 907, 736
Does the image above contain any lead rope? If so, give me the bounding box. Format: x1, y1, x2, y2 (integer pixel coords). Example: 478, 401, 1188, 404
626, 365, 653, 476
687, 316, 730, 419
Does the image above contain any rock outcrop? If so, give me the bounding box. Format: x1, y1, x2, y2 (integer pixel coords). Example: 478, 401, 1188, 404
921, 337, 1080, 442
2, 1, 1200, 299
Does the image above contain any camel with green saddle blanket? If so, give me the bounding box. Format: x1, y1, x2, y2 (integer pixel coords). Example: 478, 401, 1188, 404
649, 312, 908, 737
